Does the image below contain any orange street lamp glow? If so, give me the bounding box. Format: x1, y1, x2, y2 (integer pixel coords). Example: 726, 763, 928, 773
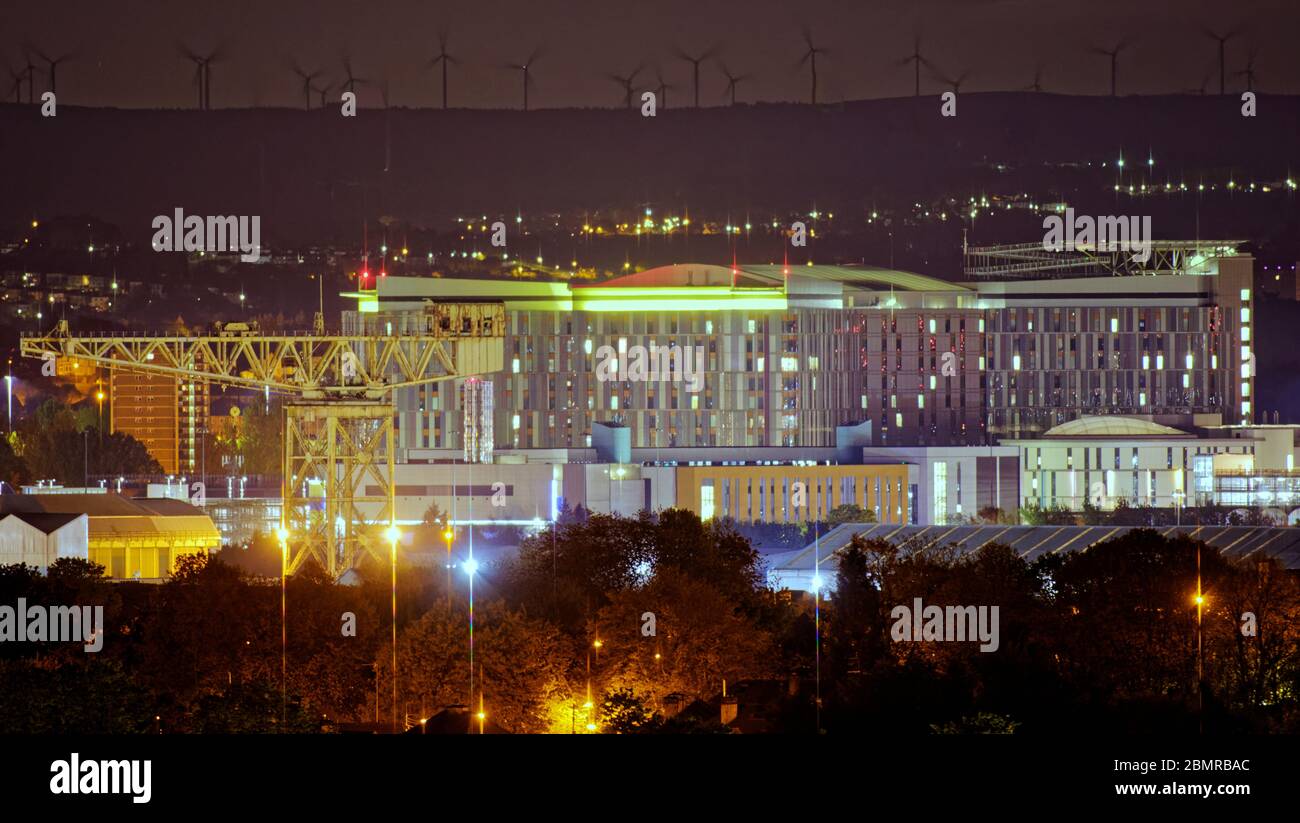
1194, 594, 1205, 605
593, 639, 603, 649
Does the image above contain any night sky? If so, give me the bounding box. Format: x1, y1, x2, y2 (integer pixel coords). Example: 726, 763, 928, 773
6, 0, 1299, 110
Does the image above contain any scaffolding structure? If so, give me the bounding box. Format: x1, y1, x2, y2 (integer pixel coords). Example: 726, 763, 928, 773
21, 302, 505, 577
962, 240, 1246, 280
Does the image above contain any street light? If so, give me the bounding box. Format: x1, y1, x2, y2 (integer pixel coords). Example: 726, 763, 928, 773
1195, 543, 1204, 734
442, 521, 454, 611
464, 549, 478, 735
5, 364, 12, 434
387, 524, 401, 733
276, 527, 289, 730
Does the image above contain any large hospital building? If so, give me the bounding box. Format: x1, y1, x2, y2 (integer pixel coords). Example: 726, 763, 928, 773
345, 252, 1253, 455
329, 243, 1275, 528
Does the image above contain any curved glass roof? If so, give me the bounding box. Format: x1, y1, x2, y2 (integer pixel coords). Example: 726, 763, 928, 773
1044, 416, 1189, 437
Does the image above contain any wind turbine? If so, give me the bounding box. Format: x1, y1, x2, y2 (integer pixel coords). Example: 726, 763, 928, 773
23, 52, 39, 104
1200, 28, 1238, 95
1023, 64, 1045, 93
653, 67, 675, 109
1234, 48, 1259, 92
719, 63, 751, 106
1089, 38, 1132, 97
4, 64, 22, 103
312, 78, 335, 109
509, 46, 543, 111
935, 68, 972, 94
204, 50, 222, 109
1182, 68, 1212, 95
28, 44, 73, 95
673, 44, 718, 107
798, 28, 827, 105
181, 48, 204, 108
429, 31, 458, 109
607, 64, 643, 109
898, 35, 932, 96
341, 56, 368, 97
180, 44, 220, 109
290, 61, 322, 109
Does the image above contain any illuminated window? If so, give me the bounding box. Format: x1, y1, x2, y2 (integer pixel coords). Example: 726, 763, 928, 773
933, 461, 947, 520
700, 481, 715, 521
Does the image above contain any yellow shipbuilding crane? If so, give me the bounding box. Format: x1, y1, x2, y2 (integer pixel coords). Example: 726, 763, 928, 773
20, 302, 504, 577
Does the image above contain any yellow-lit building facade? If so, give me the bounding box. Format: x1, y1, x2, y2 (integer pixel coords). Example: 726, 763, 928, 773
110, 367, 210, 476
673, 464, 911, 524
87, 514, 219, 579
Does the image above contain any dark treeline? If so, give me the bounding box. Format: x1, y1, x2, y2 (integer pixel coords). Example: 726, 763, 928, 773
0, 512, 1297, 733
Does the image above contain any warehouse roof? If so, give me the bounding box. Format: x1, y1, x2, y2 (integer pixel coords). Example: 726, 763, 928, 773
1, 512, 83, 534
770, 523, 1300, 587
0, 495, 220, 546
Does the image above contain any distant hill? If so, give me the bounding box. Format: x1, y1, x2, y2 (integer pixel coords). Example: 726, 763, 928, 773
2, 93, 1298, 247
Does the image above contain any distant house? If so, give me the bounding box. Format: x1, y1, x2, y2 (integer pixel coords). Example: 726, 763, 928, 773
0, 512, 89, 569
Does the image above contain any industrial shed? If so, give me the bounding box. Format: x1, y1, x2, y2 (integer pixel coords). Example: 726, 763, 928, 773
0, 494, 220, 580
0, 512, 89, 569
769, 523, 1300, 593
